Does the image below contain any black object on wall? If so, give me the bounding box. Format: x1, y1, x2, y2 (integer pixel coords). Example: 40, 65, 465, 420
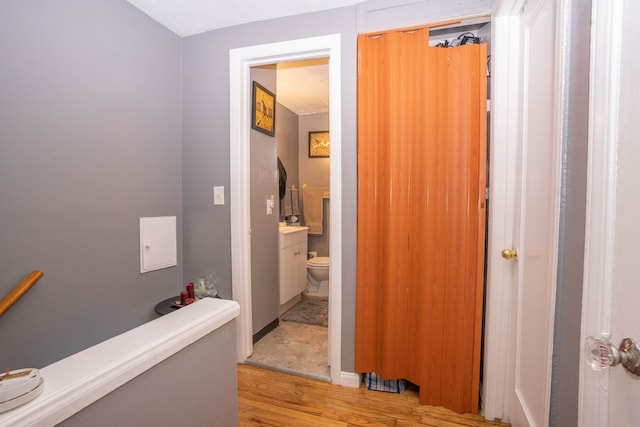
278, 157, 287, 200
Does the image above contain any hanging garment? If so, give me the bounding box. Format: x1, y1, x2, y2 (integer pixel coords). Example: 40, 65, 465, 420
291, 188, 300, 216
282, 189, 293, 217
277, 157, 287, 200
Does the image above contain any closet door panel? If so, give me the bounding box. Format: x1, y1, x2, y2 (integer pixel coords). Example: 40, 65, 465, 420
355, 27, 486, 414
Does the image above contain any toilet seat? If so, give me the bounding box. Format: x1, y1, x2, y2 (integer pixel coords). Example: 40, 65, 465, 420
307, 256, 330, 267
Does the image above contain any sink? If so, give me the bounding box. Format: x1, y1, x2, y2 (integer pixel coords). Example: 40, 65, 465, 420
279, 225, 309, 234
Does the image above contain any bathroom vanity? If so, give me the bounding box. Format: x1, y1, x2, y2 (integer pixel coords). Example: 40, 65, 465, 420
278, 226, 309, 309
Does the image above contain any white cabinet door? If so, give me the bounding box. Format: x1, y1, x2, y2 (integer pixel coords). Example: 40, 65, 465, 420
294, 242, 308, 295
280, 245, 298, 304
279, 230, 308, 305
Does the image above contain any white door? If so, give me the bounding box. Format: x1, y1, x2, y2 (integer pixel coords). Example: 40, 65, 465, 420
579, 1, 640, 425
506, 0, 563, 425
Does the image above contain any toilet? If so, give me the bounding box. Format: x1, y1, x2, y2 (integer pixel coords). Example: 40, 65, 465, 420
305, 256, 330, 297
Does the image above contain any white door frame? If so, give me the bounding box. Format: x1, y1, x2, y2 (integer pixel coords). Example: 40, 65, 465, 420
578, 0, 623, 425
229, 34, 344, 384
482, 0, 525, 421
483, 0, 567, 421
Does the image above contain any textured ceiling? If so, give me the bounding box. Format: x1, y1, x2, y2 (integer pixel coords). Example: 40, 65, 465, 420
276, 59, 329, 115
126, 0, 350, 115
126, 0, 366, 37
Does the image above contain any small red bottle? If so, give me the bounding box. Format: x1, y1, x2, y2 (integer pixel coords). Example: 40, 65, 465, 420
186, 282, 194, 299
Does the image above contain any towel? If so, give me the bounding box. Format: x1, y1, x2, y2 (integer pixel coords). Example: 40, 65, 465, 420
291, 189, 300, 215
302, 187, 328, 235
282, 189, 293, 217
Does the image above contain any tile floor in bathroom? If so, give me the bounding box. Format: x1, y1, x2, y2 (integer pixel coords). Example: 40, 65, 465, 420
246, 320, 329, 381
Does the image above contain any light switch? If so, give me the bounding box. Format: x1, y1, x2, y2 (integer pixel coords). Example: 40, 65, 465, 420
266, 195, 275, 215
213, 186, 225, 205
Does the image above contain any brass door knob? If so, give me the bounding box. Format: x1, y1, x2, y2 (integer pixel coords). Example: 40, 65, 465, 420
501, 247, 518, 260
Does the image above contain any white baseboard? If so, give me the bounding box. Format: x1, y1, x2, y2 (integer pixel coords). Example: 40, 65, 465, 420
340, 371, 362, 388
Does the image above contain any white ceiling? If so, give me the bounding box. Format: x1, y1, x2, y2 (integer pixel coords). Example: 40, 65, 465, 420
276, 59, 329, 115
126, 0, 353, 115
126, 0, 366, 37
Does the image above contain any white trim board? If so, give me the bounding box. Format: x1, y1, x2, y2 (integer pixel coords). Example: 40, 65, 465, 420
578, 0, 623, 425
357, 0, 492, 33
481, 11, 521, 422
340, 371, 362, 389
0, 299, 240, 426
229, 34, 344, 385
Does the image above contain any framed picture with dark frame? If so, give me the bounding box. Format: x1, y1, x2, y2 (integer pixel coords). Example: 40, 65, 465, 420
251, 81, 276, 136
308, 131, 330, 158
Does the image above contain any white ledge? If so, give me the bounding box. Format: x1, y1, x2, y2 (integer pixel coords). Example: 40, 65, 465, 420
0, 298, 240, 426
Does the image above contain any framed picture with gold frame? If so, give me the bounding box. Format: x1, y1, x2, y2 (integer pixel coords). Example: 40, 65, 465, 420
308, 131, 330, 158
251, 81, 276, 136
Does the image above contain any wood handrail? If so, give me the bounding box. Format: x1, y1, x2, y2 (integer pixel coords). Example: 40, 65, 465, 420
0, 270, 43, 317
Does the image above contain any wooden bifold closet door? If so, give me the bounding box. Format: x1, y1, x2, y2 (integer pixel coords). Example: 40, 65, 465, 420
355, 27, 487, 414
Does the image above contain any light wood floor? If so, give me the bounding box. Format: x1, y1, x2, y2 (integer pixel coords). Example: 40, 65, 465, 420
238, 364, 510, 427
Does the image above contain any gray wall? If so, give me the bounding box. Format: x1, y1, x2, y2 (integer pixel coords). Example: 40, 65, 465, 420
60, 320, 238, 427
299, 113, 331, 188
550, 0, 591, 425
0, 0, 182, 369
276, 103, 300, 195
250, 68, 280, 334
299, 113, 331, 256
181, 7, 359, 371
0, 0, 500, 382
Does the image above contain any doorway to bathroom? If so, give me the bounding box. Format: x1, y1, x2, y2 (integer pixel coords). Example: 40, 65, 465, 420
229, 34, 344, 385
246, 57, 331, 380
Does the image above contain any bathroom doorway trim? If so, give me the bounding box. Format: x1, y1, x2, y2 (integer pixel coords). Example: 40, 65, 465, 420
229, 34, 344, 384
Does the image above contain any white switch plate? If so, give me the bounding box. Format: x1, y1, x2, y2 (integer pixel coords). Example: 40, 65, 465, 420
266, 195, 274, 215
213, 186, 224, 205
